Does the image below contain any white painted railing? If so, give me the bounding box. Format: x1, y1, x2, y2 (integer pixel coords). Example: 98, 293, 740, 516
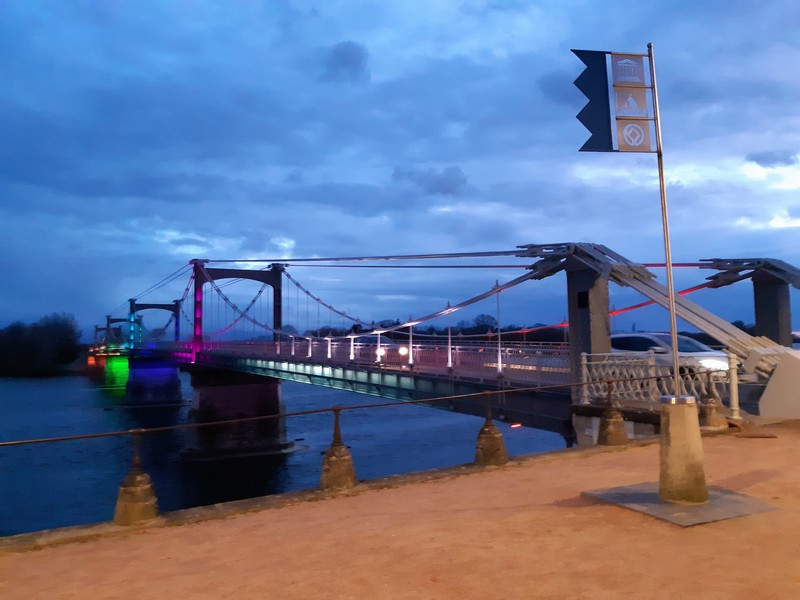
580, 351, 730, 407
142, 340, 573, 387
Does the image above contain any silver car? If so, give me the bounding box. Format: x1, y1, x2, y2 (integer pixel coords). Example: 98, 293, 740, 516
610, 332, 729, 375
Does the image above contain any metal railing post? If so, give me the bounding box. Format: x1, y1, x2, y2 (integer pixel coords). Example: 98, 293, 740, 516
580, 352, 589, 404
727, 352, 742, 420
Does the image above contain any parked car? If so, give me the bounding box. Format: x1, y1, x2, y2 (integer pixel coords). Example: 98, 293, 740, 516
610, 332, 729, 375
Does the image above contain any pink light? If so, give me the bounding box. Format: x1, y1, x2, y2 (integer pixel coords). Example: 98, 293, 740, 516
510, 423, 522, 428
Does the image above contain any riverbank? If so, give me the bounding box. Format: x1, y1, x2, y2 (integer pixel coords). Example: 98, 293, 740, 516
2, 420, 799, 599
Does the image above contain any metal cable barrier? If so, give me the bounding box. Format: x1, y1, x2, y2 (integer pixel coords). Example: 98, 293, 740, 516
0, 374, 733, 530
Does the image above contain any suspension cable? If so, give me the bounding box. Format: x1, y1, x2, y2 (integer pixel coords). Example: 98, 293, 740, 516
204, 250, 522, 263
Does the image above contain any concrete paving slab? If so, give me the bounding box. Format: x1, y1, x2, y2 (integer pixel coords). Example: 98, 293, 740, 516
583, 481, 775, 526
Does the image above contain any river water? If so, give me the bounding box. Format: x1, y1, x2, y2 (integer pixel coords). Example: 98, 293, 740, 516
0, 374, 565, 537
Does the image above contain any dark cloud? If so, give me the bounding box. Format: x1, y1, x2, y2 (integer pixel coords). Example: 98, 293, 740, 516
536, 70, 581, 107
745, 150, 798, 168
284, 170, 305, 184
320, 41, 370, 83
2, 1, 800, 335
392, 166, 468, 196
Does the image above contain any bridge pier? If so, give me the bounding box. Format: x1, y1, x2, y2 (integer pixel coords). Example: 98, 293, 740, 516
186, 368, 293, 459
126, 358, 182, 405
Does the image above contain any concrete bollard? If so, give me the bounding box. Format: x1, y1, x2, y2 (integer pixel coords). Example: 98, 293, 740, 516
597, 407, 628, 445
659, 395, 708, 504
699, 377, 728, 431
114, 433, 159, 525
474, 418, 509, 466
320, 409, 357, 491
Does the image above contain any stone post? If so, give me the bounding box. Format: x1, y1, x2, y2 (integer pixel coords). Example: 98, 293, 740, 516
320, 408, 357, 490
598, 407, 628, 445
659, 395, 708, 504
699, 372, 728, 430
114, 432, 159, 525
598, 380, 627, 445
474, 398, 509, 466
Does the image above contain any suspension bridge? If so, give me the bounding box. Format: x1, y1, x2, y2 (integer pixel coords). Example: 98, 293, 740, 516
89, 242, 800, 450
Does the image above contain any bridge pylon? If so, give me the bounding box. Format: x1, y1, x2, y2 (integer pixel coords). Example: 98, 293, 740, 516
190, 259, 285, 360
128, 298, 183, 346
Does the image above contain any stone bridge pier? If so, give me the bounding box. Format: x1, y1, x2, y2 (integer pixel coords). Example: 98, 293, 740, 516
186, 368, 293, 459
126, 358, 182, 404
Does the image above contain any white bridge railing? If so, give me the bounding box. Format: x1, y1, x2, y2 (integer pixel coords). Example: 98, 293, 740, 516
144, 339, 573, 387
579, 351, 730, 408
140, 342, 734, 405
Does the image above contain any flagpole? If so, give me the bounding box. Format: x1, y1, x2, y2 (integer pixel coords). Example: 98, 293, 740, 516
647, 42, 682, 396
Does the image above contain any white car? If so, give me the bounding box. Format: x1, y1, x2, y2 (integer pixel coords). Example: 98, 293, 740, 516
610, 332, 729, 375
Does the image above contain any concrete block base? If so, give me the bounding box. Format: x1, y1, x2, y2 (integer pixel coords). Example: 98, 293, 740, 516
584, 482, 774, 527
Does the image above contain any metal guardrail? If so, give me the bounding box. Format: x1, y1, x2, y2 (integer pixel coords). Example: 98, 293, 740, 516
2, 370, 740, 532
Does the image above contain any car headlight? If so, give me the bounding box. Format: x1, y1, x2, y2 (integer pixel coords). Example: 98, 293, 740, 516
698, 358, 728, 371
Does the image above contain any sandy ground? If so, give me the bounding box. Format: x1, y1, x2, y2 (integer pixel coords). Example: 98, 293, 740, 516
2, 423, 800, 600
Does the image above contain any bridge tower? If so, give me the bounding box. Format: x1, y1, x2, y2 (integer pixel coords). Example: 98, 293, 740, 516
105, 314, 132, 346
702, 258, 800, 348
127, 298, 182, 346
518, 244, 618, 393
186, 259, 291, 457
190, 259, 284, 358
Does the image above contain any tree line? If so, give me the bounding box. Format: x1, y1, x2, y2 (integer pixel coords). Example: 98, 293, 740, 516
0, 313, 82, 377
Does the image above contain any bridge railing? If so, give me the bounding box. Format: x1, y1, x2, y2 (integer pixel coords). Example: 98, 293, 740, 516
182, 339, 572, 386
580, 351, 730, 407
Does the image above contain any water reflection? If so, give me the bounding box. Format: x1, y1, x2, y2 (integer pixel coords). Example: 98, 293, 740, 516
175, 455, 291, 508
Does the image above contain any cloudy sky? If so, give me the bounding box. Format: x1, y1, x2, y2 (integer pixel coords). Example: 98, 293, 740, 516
3, 1, 800, 338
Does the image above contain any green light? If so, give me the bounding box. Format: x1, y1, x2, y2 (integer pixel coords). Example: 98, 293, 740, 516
104, 356, 130, 397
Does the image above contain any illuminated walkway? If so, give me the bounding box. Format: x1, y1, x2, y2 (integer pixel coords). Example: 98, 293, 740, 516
2, 422, 800, 599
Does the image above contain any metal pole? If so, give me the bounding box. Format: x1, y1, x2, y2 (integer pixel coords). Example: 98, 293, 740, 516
648, 42, 682, 396
496, 285, 503, 375
447, 303, 453, 369
408, 317, 414, 366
